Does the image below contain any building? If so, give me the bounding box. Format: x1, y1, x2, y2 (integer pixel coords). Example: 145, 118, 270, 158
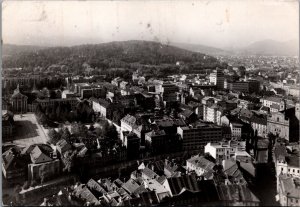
122, 131, 141, 160
230, 122, 243, 139
250, 114, 267, 137
2, 147, 28, 180
120, 115, 137, 132
90, 98, 113, 119
209, 68, 224, 90
204, 141, 247, 161
145, 130, 168, 155
10, 85, 28, 113
33, 98, 79, 110
277, 174, 300, 206
177, 123, 223, 150
226, 80, 260, 94
186, 155, 215, 177
2, 111, 14, 141
267, 109, 299, 142
203, 104, 221, 124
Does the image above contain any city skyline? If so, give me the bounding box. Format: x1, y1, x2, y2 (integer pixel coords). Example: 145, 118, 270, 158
3, 0, 299, 49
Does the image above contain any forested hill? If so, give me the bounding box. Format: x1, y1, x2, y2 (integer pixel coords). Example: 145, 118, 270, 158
3, 40, 227, 69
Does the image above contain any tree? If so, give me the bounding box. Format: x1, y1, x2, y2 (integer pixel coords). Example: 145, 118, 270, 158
22, 181, 30, 190
38, 113, 48, 126
61, 127, 72, 143
47, 129, 60, 144
39, 165, 47, 185
102, 122, 118, 141
62, 150, 77, 173
89, 124, 95, 132
13, 185, 22, 205
71, 122, 88, 138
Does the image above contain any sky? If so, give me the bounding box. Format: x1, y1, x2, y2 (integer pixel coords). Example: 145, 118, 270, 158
2, 0, 299, 49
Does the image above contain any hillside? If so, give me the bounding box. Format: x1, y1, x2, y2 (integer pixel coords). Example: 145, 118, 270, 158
2, 40, 226, 69
239, 39, 298, 56
170, 42, 230, 56
2, 44, 48, 58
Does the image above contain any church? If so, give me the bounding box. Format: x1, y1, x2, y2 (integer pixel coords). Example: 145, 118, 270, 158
10, 84, 28, 113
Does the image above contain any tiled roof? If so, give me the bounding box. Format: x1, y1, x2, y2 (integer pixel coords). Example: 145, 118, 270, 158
86, 179, 107, 197
223, 160, 247, 185
73, 184, 100, 205
187, 155, 215, 172
142, 167, 158, 179
122, 191, 159, 206
145, 130, 166, 137
166, 174, 200, 196
121, 114, 137, 126
216, 184, 259, 203
122, 178, 140, 194
279, 174, 300, 198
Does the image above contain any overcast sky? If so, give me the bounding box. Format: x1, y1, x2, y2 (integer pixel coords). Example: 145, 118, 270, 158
3, 0, 299, 48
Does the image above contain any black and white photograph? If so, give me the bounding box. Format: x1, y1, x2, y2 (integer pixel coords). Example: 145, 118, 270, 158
2, 0, 299, 206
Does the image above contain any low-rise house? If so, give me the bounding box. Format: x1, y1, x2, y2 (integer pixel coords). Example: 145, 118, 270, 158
186, 155, 215, 177
277, 174, 300, 206
56, 139, 72, 157
2, 147, 29, 180
72, 184, 101, 205
162, 174, 200, 197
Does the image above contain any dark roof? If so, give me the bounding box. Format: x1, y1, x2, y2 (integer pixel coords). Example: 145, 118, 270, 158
223, 160, 247, 185
166, 174, 200, 196
72, 184, 100, 205
142, 167, 158, 179
86, 179, 107, 197
122, 191, 159, 206
187, 155, 215, 172
122, 178, 140, 194
216, 184, 259, 203
2, 148, 28, 170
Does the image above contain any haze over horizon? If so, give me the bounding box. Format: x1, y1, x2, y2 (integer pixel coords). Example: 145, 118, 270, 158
3, 0, 299, 49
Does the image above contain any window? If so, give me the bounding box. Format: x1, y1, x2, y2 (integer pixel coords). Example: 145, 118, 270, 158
277, 117, 280, 122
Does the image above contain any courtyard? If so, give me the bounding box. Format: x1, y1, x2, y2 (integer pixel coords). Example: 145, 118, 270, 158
4, 113, 48, 146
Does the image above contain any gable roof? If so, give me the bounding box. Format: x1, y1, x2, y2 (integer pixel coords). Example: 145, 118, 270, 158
30, 145, 53, 164
187, 155, 215, 172
166, 174, 200, 196
122, 178, 140, 194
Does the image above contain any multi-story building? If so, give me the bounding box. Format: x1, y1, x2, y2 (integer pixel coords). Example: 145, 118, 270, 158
230, 122, 243, 139
226, 80, 260, 94
122, 131, 141, 160
267, 111, 294, 142
209, 68, 224, 90
120, 114, 137, 133
250, 114, 267, 137
145, 130, 168, 155
33, 97, 79, 110
177, 123, 223, 150
204, 141, 247, 160
90, 98, 113, 119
